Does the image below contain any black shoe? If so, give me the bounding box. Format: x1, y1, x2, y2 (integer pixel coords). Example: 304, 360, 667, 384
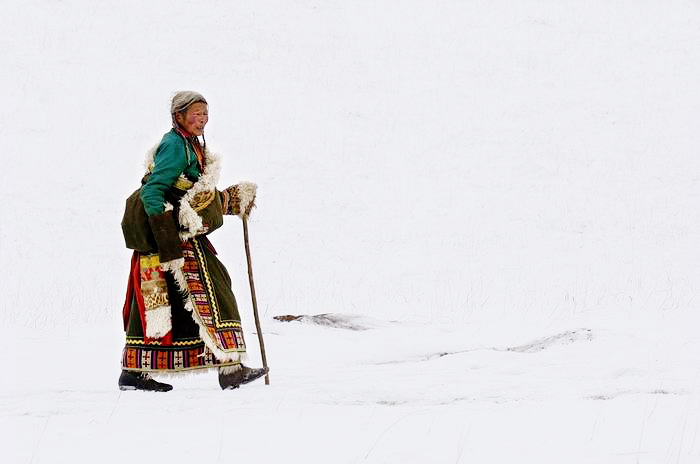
118, 370, 173, 392
218, 366, 269, 390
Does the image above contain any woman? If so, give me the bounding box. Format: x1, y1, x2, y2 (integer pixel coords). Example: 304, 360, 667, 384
119, 91, 268, 391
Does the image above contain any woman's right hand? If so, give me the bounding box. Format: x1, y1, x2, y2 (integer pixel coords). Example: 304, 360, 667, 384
221, 182, 257, 218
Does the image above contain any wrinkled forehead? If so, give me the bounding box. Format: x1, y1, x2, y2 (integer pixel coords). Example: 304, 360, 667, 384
183, 102, 208, 114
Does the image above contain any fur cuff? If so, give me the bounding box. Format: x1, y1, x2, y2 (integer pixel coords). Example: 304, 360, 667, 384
219, 364, 243, 375
223, 182, 257, 217
236, 182, 257, 218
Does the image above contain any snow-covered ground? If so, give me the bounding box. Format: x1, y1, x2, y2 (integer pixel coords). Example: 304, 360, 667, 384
3, 312, 700, 463
1, 1, 699, 462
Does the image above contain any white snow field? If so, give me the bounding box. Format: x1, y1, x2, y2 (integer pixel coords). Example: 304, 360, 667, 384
1, 1, 699, 462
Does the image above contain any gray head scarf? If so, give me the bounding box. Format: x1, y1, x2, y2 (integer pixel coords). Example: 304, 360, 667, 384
171, 91, 207, 115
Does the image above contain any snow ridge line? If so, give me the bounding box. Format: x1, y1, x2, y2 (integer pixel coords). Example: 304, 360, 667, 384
377, 328, 594, 364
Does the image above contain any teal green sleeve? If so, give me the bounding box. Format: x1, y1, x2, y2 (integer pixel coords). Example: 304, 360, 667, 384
140, 134, 188, 216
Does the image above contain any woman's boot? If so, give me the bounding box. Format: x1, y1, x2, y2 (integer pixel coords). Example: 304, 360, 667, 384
218, 365, 269, 390
118, 370, 173, 392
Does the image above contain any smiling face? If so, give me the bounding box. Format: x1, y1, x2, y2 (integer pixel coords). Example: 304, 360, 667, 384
175, 102, 208, 136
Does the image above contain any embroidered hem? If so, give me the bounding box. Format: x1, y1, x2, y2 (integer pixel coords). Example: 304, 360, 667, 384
122, 345, 241, 373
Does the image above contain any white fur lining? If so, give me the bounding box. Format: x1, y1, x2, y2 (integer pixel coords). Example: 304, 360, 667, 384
160, 258, 184, 272
177, 150, 221, 240
144, 144, 158, 171
145, 306, 172, 338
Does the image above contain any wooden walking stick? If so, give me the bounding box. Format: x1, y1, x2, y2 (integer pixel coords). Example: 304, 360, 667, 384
242, 215, 270, 385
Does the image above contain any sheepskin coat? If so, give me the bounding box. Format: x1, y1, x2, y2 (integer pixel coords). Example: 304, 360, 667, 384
120, 131, 247, 375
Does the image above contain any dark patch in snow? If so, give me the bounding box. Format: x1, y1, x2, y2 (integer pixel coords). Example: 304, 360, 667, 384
588, 394, 613, 401
376, 400, 404, 406
505, 329, 593, 353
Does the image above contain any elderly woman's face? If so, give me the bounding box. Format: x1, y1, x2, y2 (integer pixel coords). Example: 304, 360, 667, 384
176, 102, 208, 136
